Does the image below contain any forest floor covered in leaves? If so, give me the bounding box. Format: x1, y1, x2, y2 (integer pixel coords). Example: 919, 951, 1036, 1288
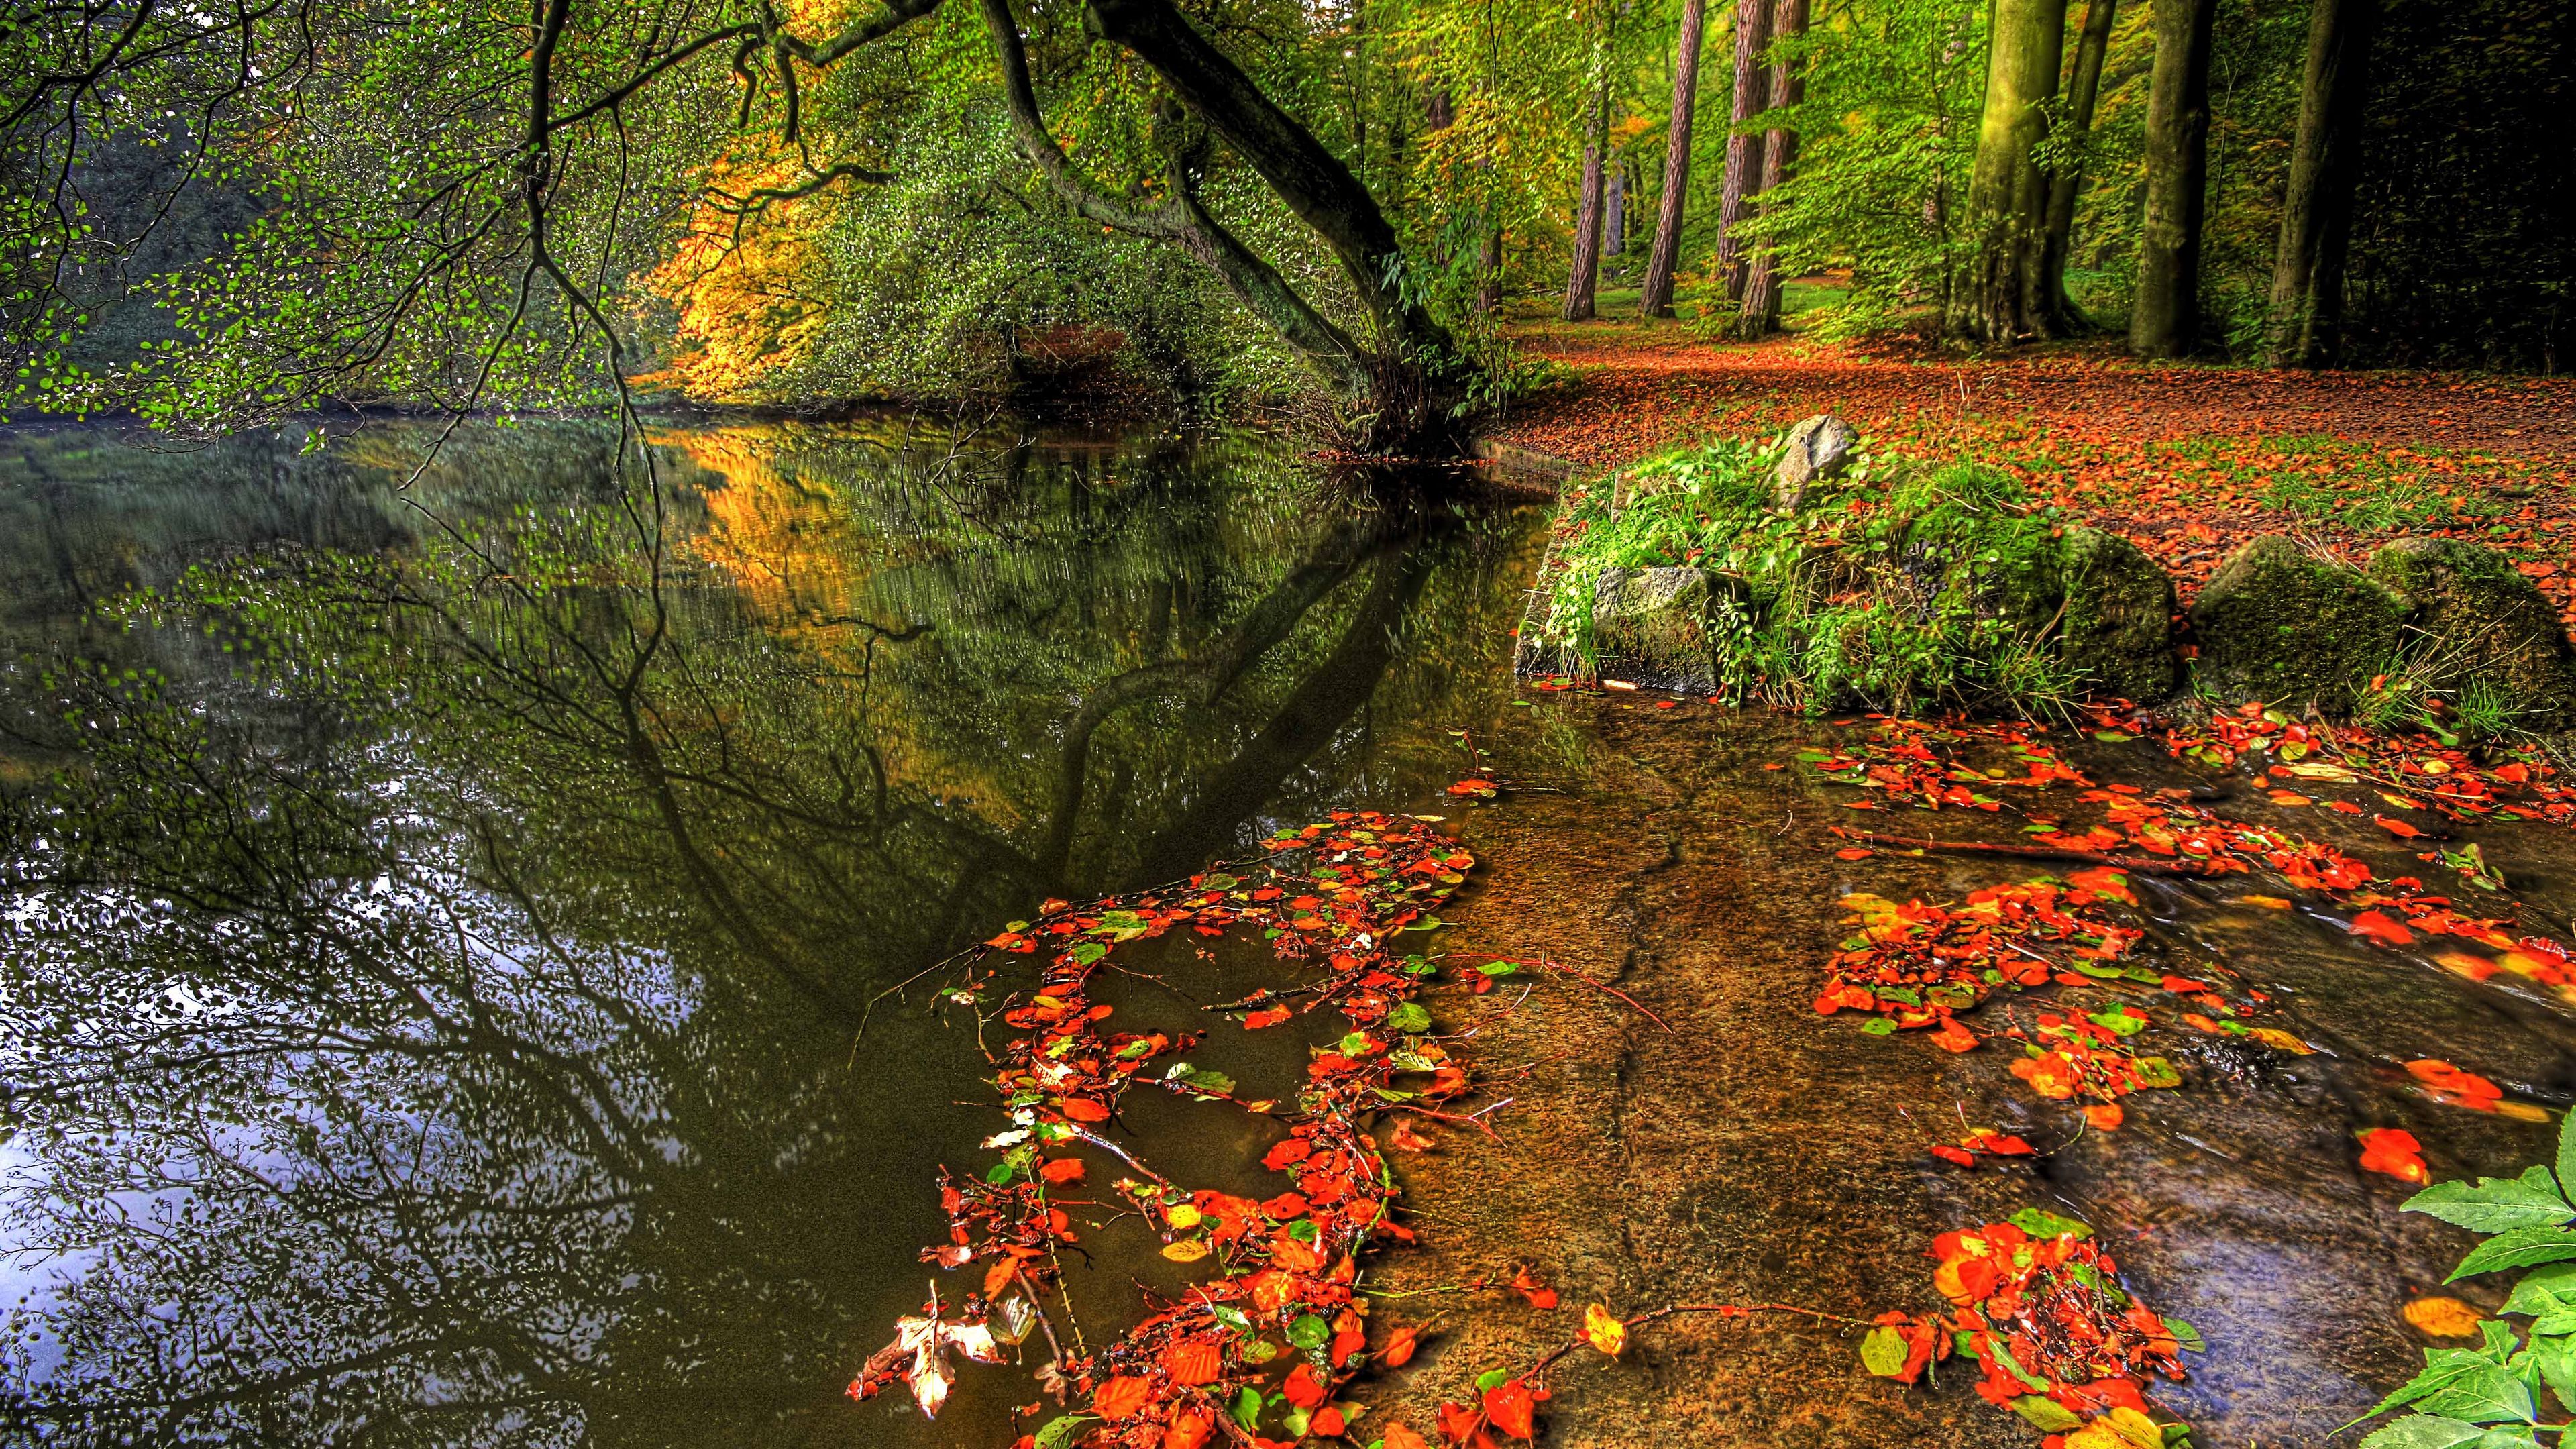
1492, 324, 2576, 628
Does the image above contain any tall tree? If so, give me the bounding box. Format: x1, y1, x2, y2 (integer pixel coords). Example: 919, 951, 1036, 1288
1639, 0, 1712, 318
1562, 80, 1615, 320
2131, 0, 2219, 358
2263, 0, 2379, 368
2038, 0, 2118, 326
1732, 0, 1809, 337
1714, 0, 1774, 301
1951, 0, 2065, 342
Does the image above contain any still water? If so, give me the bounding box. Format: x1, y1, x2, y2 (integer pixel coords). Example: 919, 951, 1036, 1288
0, 417, 1542, 1446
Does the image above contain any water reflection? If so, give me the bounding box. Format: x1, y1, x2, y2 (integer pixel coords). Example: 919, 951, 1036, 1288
0, 418, 1543, 1445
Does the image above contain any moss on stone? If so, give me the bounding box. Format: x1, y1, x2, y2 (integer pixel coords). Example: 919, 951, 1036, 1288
2058, 529, 2180, 702
2365, 537, 2576, 727
2188, 535, 2410, 714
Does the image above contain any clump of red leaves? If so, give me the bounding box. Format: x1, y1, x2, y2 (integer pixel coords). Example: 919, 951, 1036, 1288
1862, 1209, 2200, 1448
849, 810, 1481, 1446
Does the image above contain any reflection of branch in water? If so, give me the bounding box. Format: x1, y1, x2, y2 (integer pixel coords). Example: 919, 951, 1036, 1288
1034, 514, 1397, 885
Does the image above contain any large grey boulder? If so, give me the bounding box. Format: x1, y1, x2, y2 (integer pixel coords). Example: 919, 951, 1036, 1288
2367, 536, 2576, 726
1772, 415, 1860, 513
1591, 566, 1729, 694
2189, 535, 2410, 714
2057, 528, 2180, 702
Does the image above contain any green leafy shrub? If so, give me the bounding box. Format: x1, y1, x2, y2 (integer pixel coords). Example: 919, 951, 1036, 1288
2357, 1112, 2576, 1446
1526, 433, 2090, 716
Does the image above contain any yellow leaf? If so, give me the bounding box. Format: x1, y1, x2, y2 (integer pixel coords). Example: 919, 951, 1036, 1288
2245, 1027, 2314, 1055
2403, 1296, 2485, 1338
1161, 1239, 1210, 1263
1165, 1204, 1203, 1230
1583, 1303, 1627, 1357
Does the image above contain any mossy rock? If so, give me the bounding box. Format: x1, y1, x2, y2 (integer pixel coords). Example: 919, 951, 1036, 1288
2366, 537, 2576, 727
2057, 529, 2179, 702
2188, 535, 2410, 714
1590, 566, 1727, 694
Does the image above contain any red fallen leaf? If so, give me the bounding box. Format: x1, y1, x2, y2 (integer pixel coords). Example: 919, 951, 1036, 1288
2327, 800, 2365, 814
1058, 1097, 1112, 1123
2374, 814, 2425, 838
1927, 1018, 1978, 1053
1654, 699, 1679, 710
1435, 1402, 1485, 1443
1931, 1144, 1977, 1167
2495, 763, 2531, 783
1446, 778, 1498, 798
1481, 1379, 1536, 1440
1163, 1411, 1214, 1449
2159, 975, 2207, 994
1974, 1134, 2035, 1155
1389, 1120, 1433, 1152
1510, 1266, 1558, 1309
2350, 910, 2416, 946
1331, 1323, 1367, 1366
2360, 1126, 2430, 1183
1379, 1324, 1420, 1366
1038, 1157, 1084, 1185
1093, 1374, 1155, 1420
1284, 1362, 1328, 1409
1244, 1006, 1293, 1029
1381, 1424, 1432, 1449
2084, 1103, 2125, 1130
1163, 1338, 1222, 1385
1263, 1137, 1313, 1171
1834, 847, 1875, 860
1311, 1405, 1348, 1436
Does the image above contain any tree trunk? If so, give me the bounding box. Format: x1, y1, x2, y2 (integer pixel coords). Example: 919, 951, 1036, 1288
1638, 0, 1710, 319
1715, 0, 1773, 301
1562, 82, 1614, 321
2039, 0, 2118, 326
1476, 219, 1503, 315
2263, 0, 2377, 368
1732, 0, 1807, 339
2131, 0, 2218, 359
1606, 168, 1626, 255
1951, 0, 2065, 343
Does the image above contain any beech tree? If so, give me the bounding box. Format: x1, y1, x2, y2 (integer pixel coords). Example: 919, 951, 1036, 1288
1713, 0, 1774, 301
1562, 78, 1615, 321
1950, 0, 2064, 343
2131, 0, 2219, 358
1638, 0, 1711, 319
2037, 0, 2118, 327
2263, 0, 2378, 368
1732, 0, 1809, 338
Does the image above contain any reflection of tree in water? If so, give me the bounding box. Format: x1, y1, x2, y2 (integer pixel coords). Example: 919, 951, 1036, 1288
0, 421, 1537, 1445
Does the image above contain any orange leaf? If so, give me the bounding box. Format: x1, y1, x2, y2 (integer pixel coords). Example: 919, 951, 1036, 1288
1162, 1338, 1222, 1386
1244, 1006, 1293, 1029
1834, 847, 1874, 860
1482, 1379, 1536, 1440
2374, 814, 2425, 839
1039, 1157, 1085, 1184
1379, 1324, 1420, 1367
1284, 1362, 1326, 1409
1058, 1097, 1112, 1123
2350, 910, 2416, 946
1093, 1374, 1155, 1421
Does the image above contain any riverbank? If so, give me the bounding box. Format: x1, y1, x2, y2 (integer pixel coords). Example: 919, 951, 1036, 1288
1490, 327, 2576, 630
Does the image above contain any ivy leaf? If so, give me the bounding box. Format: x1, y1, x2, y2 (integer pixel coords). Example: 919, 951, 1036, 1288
2450, 1228, 2576, 1283
2406, 1167, 2574, 1234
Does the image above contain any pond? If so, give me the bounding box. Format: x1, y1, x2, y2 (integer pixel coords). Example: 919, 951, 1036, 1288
5, 417, 2575, 1449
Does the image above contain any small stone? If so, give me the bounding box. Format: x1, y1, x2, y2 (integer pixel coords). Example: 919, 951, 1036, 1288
2367, 537, 2576, 727
2057, 529, 2179, 702
2188, 535, 2410, 714
1591, 566, 1728, 694
1772, 415, 1859, 514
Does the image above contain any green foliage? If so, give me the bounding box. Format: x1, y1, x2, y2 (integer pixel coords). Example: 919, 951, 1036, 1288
1529, 431, 2084, 716
2357, 1114, 2576, 1446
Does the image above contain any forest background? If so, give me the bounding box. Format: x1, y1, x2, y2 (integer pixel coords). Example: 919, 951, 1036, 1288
2, 0, 2569, 441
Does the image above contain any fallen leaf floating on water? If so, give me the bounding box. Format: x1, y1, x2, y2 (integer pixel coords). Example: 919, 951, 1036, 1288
1446, 777, 1499, 799
2360, 1128, 2432, 1184
1581, 1304, 1627, 1356
1862, 1209, 2200, 1447
2400, 1296, 2487, 1338
849, 1300, 1007, 1418
855, 812, 1495, 1441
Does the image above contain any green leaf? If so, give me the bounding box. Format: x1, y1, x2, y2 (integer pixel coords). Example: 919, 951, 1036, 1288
1232, 1386, 1265, 1428
2557, 1108, 2576, 1211
2133, 1057, 2184, 1089
1183, 1071, 1236, 1096
1858, 1326, 1911, 1377
2162, 1316, 2206, 1353
1288, 1314, 1331, 1350
1474, 1367, 1511, 1393
1210, 1304, 1253, 1334
2088, 1008, 2147, 1036
2414, 1359, 2536, 1423
1386, 1002, 1432, 1033
2006, 1395, 2084, 1431
1858, 1018, 1898, 1036
2525, 1331, 2576, 1411
2503, 1264, 2576, 1318
2451, 1228, 2576, 1283
1034, 1414, 1097, 1449
1982, 1336, 2051, 1393
2407, 1167, 2575, 1234
2009, 1208, 2094, 1241
2360, 1353, 2483, 1421
1068, 941, 1107, 966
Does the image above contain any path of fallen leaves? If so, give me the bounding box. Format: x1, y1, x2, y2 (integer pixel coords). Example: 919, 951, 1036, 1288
1492, 327, 2576, 623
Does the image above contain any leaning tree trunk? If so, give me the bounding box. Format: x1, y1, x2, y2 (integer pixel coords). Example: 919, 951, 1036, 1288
2038, 0, 2118, 327
2263, 0, 2377, 368
1714, 0, 1773, 301
1951, 0, 2065, 343
1638, 0, 1710, 319
2132, 0, 2218, 359
1562, 80, 1614, 320
1732, 0, 1808, 339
